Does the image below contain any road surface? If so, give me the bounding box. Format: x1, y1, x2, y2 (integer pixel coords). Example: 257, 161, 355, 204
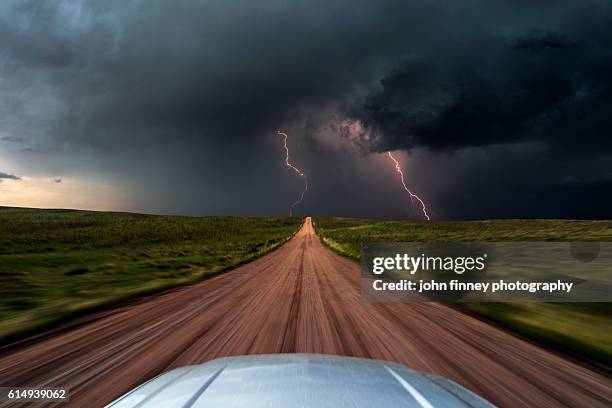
0, 217, 610, 407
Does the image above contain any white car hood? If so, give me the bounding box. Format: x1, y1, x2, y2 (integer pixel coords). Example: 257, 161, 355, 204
106, 354, 496, 408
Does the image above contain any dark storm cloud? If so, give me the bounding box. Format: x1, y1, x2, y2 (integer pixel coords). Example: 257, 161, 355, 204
348, 18, 612, 154
1, 136, 23, 143
0, 0, 610, 218
512, 31, 573, 51
0, 172, 20, 180
0, 0, 456, 154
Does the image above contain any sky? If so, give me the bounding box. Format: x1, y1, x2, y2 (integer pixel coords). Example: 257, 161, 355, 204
1, 0, 611, 220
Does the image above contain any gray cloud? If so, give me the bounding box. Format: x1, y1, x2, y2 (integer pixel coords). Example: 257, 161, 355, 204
1, 136, 24, 143
0, 172, 20, 180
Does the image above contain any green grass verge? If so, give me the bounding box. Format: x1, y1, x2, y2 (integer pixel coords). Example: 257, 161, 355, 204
0, 207, 302, 344
313, 217, 612, 368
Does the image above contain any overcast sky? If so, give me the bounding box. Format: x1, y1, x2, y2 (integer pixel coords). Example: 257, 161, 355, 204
1, 0, 611, 220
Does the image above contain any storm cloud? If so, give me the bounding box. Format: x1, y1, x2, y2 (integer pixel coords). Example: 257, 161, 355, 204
0, 0, 610, 219
348, 25, 612, 154
0, 172, 20, 180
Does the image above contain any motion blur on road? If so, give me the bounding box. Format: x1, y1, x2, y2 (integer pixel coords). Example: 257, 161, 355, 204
0, 218, 610, 407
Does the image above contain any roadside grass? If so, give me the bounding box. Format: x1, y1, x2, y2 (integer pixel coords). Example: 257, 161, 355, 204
313, 217, 612, 368
0, 207, 302, 344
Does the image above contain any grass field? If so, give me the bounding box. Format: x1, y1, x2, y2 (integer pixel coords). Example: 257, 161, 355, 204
0, 207, 302, 344
313, 217, 612, 368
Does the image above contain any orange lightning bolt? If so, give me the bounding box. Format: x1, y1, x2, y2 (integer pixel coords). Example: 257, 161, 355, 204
278, 131, 308, 216
387, 151, 430, 220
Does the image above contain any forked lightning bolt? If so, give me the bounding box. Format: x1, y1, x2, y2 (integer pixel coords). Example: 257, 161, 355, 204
278, 131, 308, 216
387, 152, 430, 220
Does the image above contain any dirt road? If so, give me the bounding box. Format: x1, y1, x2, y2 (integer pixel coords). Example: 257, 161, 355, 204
0, 217, 610, 407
